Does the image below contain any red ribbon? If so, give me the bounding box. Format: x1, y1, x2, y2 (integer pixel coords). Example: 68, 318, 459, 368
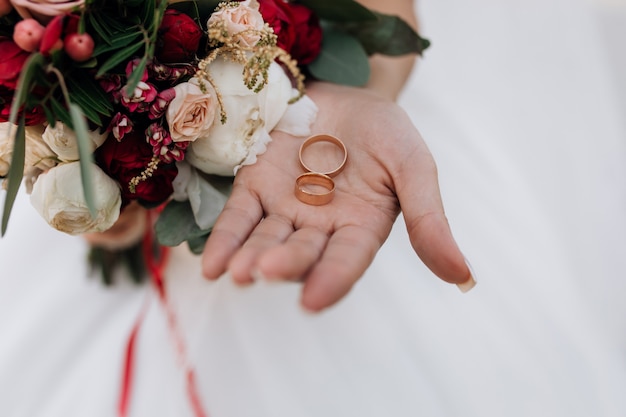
118, 211, 209, 417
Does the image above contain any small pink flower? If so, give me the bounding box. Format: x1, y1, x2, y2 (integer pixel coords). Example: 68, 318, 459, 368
149, 87, 176, 120
146, 123, 187, 164
125, 58, 149, 82
208, 0, 265, 48
98, 74, 122, 94
110, 112, 133, 141
120, 81, 158, 113
148, 61, 196, 83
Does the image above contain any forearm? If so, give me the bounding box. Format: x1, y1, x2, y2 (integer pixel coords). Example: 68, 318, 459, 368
357, 0, 419, 101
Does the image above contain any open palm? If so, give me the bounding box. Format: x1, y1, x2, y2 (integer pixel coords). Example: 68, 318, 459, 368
201, 82, 472, 311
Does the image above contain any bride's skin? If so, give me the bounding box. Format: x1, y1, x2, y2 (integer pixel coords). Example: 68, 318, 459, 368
201, 0, 475, 312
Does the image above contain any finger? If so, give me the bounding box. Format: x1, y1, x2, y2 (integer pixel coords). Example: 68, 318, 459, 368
255, 226, 329, 282
201, 186, 263, 280
227, 214, 294, 285
394, 145, 472, 289
300, 225, 382, 312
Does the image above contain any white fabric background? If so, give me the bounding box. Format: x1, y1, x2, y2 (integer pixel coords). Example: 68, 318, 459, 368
1, 0, 625, 416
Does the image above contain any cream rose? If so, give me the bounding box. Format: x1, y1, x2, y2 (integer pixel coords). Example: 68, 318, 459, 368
0, 123, 13, 177
185, 58, 293, 176
207, 0, 264, 48
41, 122, 107, 162
0, 123, 57, 178
30, 161, 122, 235
10, 0, 85, 24
166, 77, 218, 143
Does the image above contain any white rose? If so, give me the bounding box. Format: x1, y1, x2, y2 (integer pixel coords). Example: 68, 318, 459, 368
207, 0, 264, 48
166, 78, 219, 143
30, 161, 122, 235
186, 58, 293, 176
0, 122, 13, 177
24, 124, 57, 171
41, 122, 107, 162
0, 123, 57, 177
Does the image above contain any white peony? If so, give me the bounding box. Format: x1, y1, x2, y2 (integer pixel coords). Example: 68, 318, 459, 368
185, 58, 293, 176
30, 161, 122, 235
41, 122, 107, 162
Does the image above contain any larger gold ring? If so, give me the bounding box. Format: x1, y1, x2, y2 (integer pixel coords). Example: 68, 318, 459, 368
294, 172, 335, 206
298, 134, 347, 177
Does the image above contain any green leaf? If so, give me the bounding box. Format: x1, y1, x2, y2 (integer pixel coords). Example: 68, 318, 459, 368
96, 42, 143, 76
1, 118, 25, 236
49, 97, 72, 127
8, 53, 45, 126
307, 28, 370, 86
298, 0, 376, 22
69, 103, 97, 218
187, 234, 210, 255
93, 30, 142, 56
155, 200, 211, 247
342, 12, 431, 56
66, 73, 113, 125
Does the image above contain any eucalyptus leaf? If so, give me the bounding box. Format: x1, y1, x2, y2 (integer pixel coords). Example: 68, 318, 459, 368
342, 12, 430, 56
298, 0, 376, 23
307, 28, 370, 86
69, 103, 97, 218
1, 118, 25, 236
187, 234, 210, 255
155, 200, 211, 247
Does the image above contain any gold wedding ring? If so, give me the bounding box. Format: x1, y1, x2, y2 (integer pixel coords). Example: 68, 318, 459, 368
294, 172, 335, 206
298, 134, 347, 178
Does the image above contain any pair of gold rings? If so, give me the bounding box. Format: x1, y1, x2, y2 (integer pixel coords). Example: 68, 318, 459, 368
294, 134, 347, 206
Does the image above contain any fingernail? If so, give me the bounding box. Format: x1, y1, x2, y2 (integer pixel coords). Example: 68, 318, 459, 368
457, 257, 477, 293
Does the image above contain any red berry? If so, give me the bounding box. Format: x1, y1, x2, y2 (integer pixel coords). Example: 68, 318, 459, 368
64, 33, 95, 62
13, 19, 45, 52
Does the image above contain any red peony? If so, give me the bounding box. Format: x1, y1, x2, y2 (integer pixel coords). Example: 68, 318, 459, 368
96, 132, 177, 206
155, 9, 203, 64
0, 38, 30, 89
258, 0, 322, 65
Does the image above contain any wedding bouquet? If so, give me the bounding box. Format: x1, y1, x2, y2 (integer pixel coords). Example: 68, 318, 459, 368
0, 0, 428, 281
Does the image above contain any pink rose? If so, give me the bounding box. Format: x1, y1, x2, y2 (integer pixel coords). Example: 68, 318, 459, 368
166, 78, 218, 143
10, 0, 85, 24
207, 0, 265, 48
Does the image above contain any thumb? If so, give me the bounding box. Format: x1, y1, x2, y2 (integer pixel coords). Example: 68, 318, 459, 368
393, 143, 475, 292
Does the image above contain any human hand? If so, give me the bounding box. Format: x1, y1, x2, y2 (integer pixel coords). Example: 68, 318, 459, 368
201, 81, 474, 312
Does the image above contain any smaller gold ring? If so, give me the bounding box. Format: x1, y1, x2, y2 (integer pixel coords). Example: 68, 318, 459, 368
294, 172, 335, 206
298, 134, 347, 177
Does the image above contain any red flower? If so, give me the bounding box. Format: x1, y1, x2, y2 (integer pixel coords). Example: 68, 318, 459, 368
0, 86, 46, 125
155, 9, 203, 64
96, 132, 177, 206
258, 0, 322, 65
0, 38, 30, 89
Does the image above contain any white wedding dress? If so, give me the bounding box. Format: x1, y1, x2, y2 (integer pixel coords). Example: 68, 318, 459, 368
1, 0, 625, 416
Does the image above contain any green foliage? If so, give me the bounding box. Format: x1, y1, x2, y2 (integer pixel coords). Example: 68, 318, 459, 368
307, 28, 370, 86
69, 103, 97, 218
155, 200, 211, 248
298, 0, 376, 23
343, 12, 430, 56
